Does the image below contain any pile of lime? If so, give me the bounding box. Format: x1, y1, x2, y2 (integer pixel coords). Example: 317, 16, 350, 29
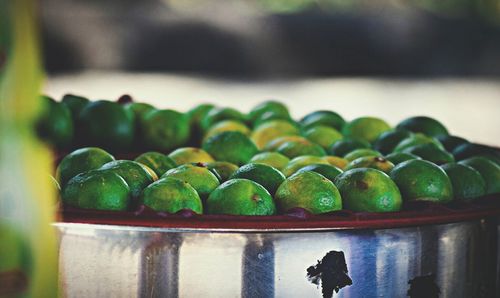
52, 96, 499, 215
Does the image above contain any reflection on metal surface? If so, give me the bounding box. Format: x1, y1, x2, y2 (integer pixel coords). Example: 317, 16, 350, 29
56, 218, 499, 298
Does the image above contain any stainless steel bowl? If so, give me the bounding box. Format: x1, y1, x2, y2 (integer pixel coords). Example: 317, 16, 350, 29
56, 199, 500, 298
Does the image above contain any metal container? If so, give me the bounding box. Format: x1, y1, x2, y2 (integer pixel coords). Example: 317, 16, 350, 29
56, 199, 500, 298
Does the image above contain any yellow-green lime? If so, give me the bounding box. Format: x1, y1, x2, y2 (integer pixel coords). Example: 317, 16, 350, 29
343, 148, 382, 162
162, 164, 220, 199
249, 152, 290, 171
134, 151, 177, 177
168, 147, 215, 165
342, 117, 391, 143
300, 110, 345, 131
384, 152, 421, 165
302, 125, 343, 150
251, 119, 300, 149
345, 156, 395, 174
202, 131, 258, 165
204, 161, 239, 182
282, 155, 330, 177
141, 177, 203, 214
295, 164, 343, 183
230, 163, 285, 195
141, 109, 190, 152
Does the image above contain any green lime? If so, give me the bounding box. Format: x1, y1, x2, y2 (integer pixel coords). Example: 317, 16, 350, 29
186, 103, 216, 145
207, 179, 276, 215
402, 143, 454, 165
204, 161, 239, 182
441, 163, 486, 201
141, 109, 190, 152
263, 135, 309, 151
249, 100, 290, 125
100, 160, 155, 201
77, 100, 135, 152
230, 163, 285, 195
141, 177, 203, 214
124, 102, 155, 120
253, 111, 295, 128
249, 152, 290, 171
452, 143, 500, 163
61, 93, 89, 118
57, 147, 115, 187
328, 138, 371, 157
342, 117, 391, 144
390, 159, 453, 203
295, 163, 343, 183
345, 156, 395, 174
162, 164, 220, 199
393, 133, 443, 152
300, 110, 345, 131
201, 107, 247, 132
36, 96, 74, 149
134, 151, 177, 177
436, 135, 469, 152
168, 147, 215, 165
276, 139, 326, 159
62, 170, 131, 211
334, 168, 402, 212
202, 131, 258, 165
459, 157, 500, 195
396, 116, 449, 138
321, 156, 349, 170
373, 130, 413, 155
204, 120, 250, 142
282, 155, 330, 177
251, 119, 300, 149
302, 125, 343, 150
275, 171, 342, 214
343, 148, 382, 161
384, 152, 421, 165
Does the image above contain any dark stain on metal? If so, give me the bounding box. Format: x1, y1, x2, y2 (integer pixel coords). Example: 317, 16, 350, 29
307, 250, 352, 298
407, 274, 440, 298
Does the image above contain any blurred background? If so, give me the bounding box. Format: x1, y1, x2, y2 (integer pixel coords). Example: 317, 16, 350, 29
41, 0, 500, 144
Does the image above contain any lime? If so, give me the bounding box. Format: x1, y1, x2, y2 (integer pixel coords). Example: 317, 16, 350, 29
230, 163, 285, 195
452, 143, 500, 163
204, 120, 250, 142
282, 155, 330, 177
124, 102, 155, 120
342, 117, 391, 144
36, 96, 73, 149
134, 151, 177, 177
204, 161, 239, 182
459, 157, 500, 195
300, 110, 345, 131
384, 152, 421, 165
275, 171, 342, 214
328, 138, 371, 157
402, 143, 454, 165
61, 93, 89, 118
62, 170, 131, 211
393, 133, 443, 152
56, 147, 115, 187
302, 125, 343, 150
141, 109, 190, 152
321, 156, 349, 170
202, 131, 258, 165
163, 163, 220, 199
373, 130, 413, 155
168, 147, 215, 165
251, 119, 300, 149
295, 164, 343, 183
396, 116, 449, 138
77, 100, 135, 152
436, 135, 469, 152
100, 160, 155, 201
249, 100, 290, 125
263, 135, 309, 151
345, 156, 395, 174
201, 107, 247, 132
249, 152, 290, 171
441, 163, 486, 201
186, 103, 216, 145
141, 177, 203, 214
253, 111, 295, 128
276, 139, 326, 159
334, 168, 402, 212
390, 159, 453, 203
343, 148, 382, 162
207, 179, 276, 215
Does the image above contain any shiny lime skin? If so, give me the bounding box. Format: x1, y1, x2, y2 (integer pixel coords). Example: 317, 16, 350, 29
393, 133, 443, 152
134, 152, 177, 177
61, 93, 90, 118
373, 130, 413, 155
275, 171, 342, 214
250, 119, 300, 149
168, 147, 215, 165
345, 156, 395, 174
100, 160, 155, 200
162, 164, 220, 199
207, 179, 276, 215
402, 143, 454, 165
459, 157, 500, 195
249, 152, 290, 171
295, 163, 343, 183
204, 120, 250, 142
124, 102, 155, 120
248, 101, 290, 125
202, 131, 259, 165
334, 168, 402, 212
390, 159, 453, 203
201, 107, 247, 132
62, 170, 131, 211
302, 125, 343, 150
343, 148, 382, 162
230, 163, 285, 196
141, 109, 190, 152
342, 117, 391, 143
441, 163, 486, 201
300, 110, 345, 131
205, 161, 239, 182
384, 152, 421, 165
396, 116, 449, 138
328, 138, 371, 157
281, 155, 330, 177
276, 140, 326, 159
141, 177, 203, 214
